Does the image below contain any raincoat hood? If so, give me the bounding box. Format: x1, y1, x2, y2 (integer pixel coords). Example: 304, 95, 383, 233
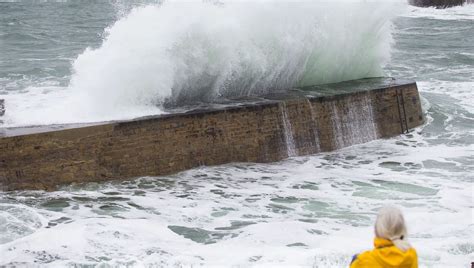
350, 238, 418, 268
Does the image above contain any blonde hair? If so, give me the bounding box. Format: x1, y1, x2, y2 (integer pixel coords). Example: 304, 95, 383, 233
374, 206, 412, 252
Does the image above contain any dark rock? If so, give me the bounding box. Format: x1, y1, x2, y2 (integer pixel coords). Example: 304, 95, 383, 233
408, 0, 466, 8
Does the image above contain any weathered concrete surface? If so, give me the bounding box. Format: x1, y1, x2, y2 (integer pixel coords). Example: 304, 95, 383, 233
408, 0, 466, 8
0, 78, 424, 191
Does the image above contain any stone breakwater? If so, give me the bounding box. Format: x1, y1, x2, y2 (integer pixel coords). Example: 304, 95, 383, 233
0, 78, 424, 191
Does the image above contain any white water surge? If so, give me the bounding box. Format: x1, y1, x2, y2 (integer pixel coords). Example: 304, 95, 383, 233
1, 2, 473, 267
1, 0, 403, 127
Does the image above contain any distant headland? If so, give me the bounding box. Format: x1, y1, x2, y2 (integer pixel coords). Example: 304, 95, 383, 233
409, 0, 469, 8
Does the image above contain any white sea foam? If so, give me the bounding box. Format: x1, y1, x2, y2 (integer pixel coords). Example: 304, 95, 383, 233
1, 0, 404, 127
0, 129, 472, 266
418, 81, 474, 113
404, 4, 474, 20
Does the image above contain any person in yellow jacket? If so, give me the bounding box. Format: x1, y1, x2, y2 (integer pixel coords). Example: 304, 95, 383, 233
350, 206, 418, 268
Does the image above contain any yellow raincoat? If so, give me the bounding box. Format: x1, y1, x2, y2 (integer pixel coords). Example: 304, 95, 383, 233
350, 237, 418, 268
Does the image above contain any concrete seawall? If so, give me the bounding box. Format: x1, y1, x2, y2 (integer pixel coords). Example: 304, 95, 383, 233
0, 78, 424, 191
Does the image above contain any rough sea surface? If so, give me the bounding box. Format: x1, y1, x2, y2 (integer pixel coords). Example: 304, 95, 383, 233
0, 2, 473, 267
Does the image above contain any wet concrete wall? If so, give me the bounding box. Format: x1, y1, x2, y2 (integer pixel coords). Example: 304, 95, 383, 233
0, 78, 424, 191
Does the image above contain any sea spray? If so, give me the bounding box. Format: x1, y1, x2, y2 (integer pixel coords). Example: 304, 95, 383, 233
2, 0, 405, 126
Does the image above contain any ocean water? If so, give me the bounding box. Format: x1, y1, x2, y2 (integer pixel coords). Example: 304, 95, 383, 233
0, 1, 473, 267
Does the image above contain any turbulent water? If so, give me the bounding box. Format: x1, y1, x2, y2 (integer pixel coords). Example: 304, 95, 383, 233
0, 1, 473, 267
